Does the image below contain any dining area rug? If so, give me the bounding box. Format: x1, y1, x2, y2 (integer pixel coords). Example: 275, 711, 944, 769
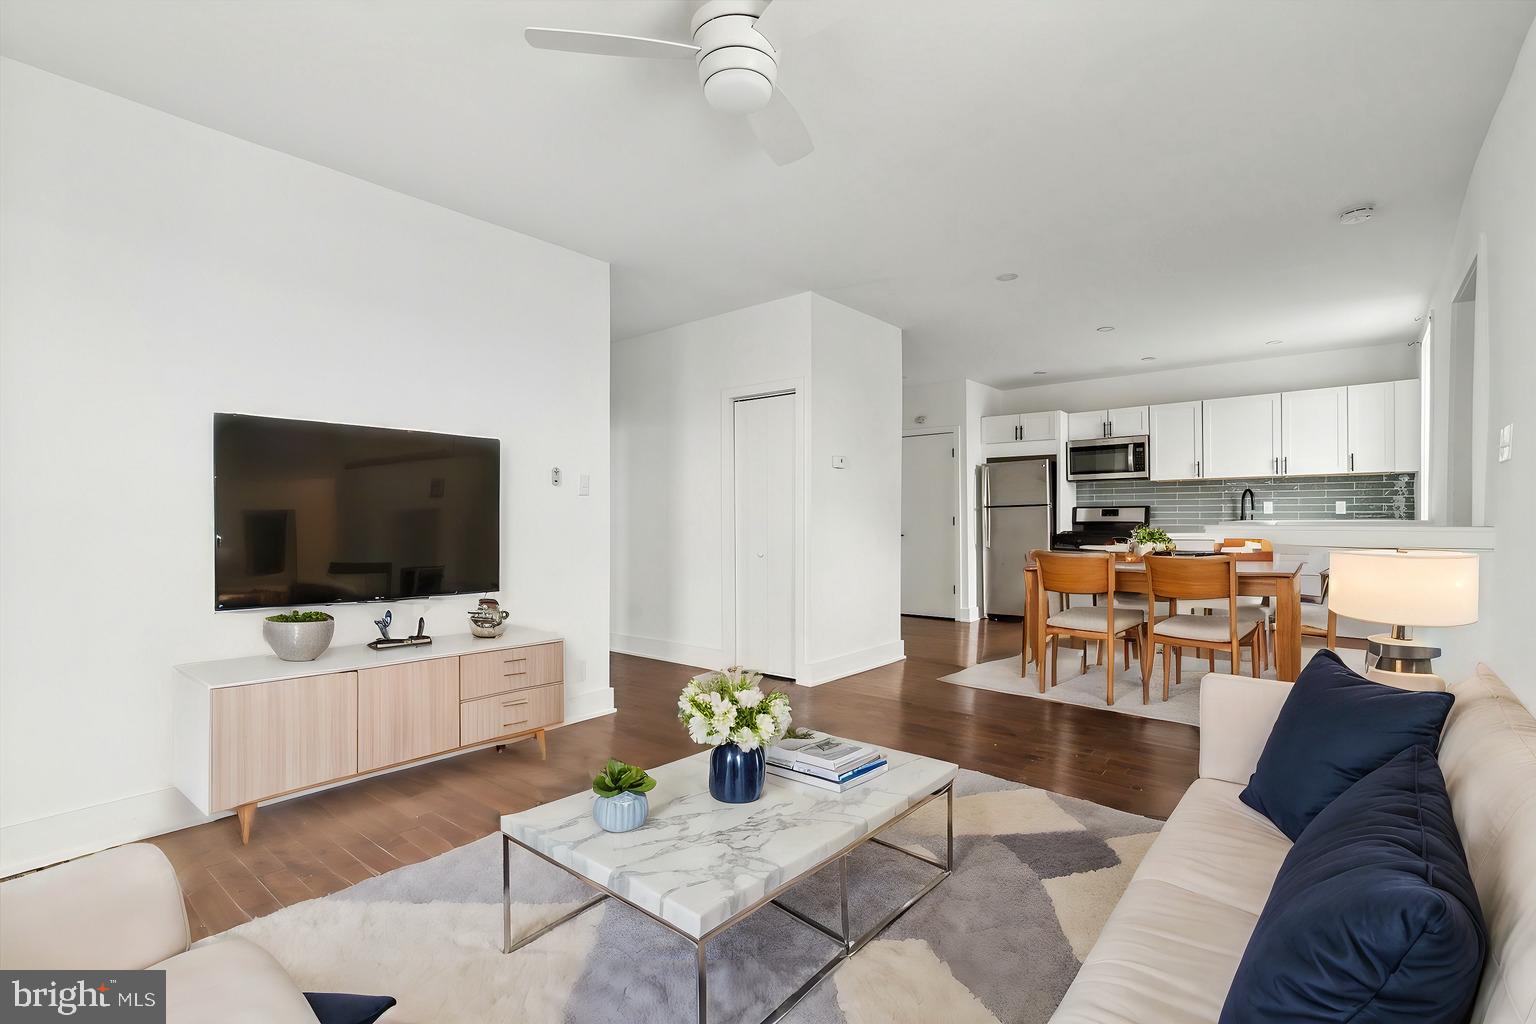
203, 770, 1161, 1023
940, 644, 1365, 726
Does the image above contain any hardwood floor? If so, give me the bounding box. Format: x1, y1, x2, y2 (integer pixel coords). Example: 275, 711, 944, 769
150, 615, 1200, 941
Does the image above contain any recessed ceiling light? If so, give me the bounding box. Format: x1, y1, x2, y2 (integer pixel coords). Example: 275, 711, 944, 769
1032, 370, 1048, 375
1339, 205, 1375, 225
995, 273, 1019, 282
1096, 326, 1115, 332
1141, 356, 1156, 361
1265, 339, 1284, 346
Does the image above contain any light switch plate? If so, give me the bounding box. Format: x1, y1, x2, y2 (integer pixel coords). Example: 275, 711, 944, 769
1263, 500, 1274, 514
1498, 423, 1513, 463
832, 455, 847, 469
579, 473, 591, 496
1335, 500, 1347, 515
551, 467, 561, 487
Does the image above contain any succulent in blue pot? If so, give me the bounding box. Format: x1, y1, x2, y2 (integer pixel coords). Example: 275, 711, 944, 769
591, 759, 656, 833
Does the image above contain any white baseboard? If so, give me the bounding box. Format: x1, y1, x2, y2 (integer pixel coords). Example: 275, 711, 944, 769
956, 606, 980, 622
562, 688, 617, 723
1, 788, 215, 879
610, 633, 726, 672
799, 641, 906, 686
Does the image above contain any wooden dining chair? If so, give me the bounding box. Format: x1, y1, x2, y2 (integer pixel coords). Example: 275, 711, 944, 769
1032, 550, 1149, 705
1299, 566, 1338, 650
1144, 554, 1266, 701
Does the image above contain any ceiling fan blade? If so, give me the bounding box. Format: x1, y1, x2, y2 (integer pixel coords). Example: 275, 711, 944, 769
753, 0, 847, 48
524, 27, 699, 60
749, 90, 814, 166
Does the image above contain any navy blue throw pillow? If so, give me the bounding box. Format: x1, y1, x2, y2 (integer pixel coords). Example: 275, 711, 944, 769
304, 992, 396, 1024
1239, 648, 1453, 839
1220, 745, 1486, 1024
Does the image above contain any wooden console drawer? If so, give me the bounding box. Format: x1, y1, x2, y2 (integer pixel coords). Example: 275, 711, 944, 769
460, 641, 563, 701
460, 683, 563, 745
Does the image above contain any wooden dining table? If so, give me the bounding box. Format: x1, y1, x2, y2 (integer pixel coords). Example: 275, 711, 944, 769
1022, 555, 1307, 689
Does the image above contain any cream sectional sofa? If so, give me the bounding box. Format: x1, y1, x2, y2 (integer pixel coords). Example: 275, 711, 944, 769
1052, 664, 1536, 1024
0, 842, 318, 1023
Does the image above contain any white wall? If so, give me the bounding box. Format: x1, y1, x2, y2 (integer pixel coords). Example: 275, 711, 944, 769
0, 61, 613, 838
1421, 20, 1535, 698
612, 293, 903, 683
980, 343, 1418, 415
807, 296, 904, 674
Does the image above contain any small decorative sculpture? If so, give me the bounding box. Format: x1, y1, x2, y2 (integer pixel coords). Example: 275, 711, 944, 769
468, 598, 511, 638
373, 609, 392, 641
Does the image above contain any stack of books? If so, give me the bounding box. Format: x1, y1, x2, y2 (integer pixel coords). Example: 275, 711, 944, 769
765, 733, 887, 793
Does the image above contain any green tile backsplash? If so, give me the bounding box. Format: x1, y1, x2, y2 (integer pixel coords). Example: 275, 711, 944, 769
1074, 473, 1415, 531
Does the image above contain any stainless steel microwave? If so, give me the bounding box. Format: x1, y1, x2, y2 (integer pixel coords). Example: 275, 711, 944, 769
1066, 435, 1149, 481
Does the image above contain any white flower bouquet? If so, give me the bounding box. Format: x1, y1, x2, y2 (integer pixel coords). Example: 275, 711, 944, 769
677, 667, 792, 751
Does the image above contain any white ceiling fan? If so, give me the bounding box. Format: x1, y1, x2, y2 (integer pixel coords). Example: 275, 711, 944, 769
525, 0, 830, 166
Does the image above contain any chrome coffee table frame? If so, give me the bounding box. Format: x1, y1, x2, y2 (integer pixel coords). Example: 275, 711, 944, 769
501, 780, 954, 1024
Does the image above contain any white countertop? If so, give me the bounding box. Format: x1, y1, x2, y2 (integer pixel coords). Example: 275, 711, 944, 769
176, 626, 563, 688
1200, 521, 1495, 550
502, 746, 957, 938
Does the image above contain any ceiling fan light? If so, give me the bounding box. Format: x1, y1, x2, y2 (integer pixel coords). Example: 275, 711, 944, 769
703, 67, 774, 113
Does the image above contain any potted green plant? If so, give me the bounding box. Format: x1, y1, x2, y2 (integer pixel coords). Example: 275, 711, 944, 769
591, 759, 657, 832
678, 667, 792, 803
1129, 525, 1176, 556
262, 610, 335, 662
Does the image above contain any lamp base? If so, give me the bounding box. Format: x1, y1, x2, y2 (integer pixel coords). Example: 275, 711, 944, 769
1364, 632, 1441, 675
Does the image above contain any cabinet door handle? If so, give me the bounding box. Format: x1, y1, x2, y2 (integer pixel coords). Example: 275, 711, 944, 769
1196, 459, 1201, 478
1283, 457, 1288, 474
1273, 457, 1278, 474
1349, 453, 1354, 471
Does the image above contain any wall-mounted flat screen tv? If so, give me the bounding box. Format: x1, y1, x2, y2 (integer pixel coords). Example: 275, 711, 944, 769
214, 413, 500, 610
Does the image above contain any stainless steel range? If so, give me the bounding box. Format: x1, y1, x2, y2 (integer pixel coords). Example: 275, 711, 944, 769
1051, 505, 1151, 550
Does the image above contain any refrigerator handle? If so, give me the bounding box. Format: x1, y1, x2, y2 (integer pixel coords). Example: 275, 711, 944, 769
983, 507, 991, 549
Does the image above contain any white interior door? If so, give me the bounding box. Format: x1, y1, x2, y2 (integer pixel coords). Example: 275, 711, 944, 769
734, 394, 796, 678
901, 433, 957, 617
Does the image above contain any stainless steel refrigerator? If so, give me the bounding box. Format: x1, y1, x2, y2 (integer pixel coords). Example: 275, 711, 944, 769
980, 457, 1054, 618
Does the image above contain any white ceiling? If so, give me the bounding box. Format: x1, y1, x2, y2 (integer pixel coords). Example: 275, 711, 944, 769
3, 0, 1531, 387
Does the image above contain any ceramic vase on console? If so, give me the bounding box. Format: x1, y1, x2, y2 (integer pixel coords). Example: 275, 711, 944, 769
592, 791, 649, 833
709, 743, 766, 803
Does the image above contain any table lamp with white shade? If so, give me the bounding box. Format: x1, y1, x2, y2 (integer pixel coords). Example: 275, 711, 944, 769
1328, 550, 1479, 683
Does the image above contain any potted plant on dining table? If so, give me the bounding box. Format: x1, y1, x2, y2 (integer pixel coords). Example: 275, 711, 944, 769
678, 667, 792, 804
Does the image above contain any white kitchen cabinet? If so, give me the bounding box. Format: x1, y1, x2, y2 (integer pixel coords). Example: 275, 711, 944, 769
1282, 386, 1349, 475
981, 413, 1059, 444
1107, 406, 1150, 436
1149, 401, 1204, 480
1020, 411, 1058, 442
1067, 411, 1108, 440
1202, 393, 1282, 478
1346, 382, 1394, 473
981, 414, 1020, 444
1393, 379, 1421, 472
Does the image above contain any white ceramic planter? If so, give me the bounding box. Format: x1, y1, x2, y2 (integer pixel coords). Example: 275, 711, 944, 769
262, 617, 335, 662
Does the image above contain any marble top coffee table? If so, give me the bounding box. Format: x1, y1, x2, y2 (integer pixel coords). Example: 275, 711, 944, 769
499, 746, 957, 1024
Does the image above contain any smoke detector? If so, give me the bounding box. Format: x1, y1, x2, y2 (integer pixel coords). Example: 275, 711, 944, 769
1339, 205, 1375, 225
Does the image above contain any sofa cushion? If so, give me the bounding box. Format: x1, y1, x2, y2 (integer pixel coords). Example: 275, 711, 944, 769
1130, 778, 1289, 917
1440, 665, 1536, 1024
1239, 647, 1453, 839
158, 938, 318, 1024
1050, 879, 1259, 1024
1220, 745, 1487, 1024
304, 993, 396, 1024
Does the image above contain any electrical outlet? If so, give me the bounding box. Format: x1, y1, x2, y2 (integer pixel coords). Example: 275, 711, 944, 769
579, 473, 591, 496
1263, 500, 1274, 514
1335, 500, 1347, 515
832, 455, 847, 469
1498, 423, 1513, 463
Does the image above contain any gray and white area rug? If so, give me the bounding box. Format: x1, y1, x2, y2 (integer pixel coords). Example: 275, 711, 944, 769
212, 771, 1161, 1023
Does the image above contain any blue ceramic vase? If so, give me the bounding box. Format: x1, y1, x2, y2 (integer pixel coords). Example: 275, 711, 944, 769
709, 743, 766, 803
592, 791, 648, 832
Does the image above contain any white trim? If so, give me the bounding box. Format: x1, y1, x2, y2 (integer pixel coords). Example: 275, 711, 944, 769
902, 427, 964, 619
798, 641, 906, 686
956, 605, 981, 622
609, 632, 726, 671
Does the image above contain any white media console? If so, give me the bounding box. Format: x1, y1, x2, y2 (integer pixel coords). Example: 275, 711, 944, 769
172, 627, 564, 842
